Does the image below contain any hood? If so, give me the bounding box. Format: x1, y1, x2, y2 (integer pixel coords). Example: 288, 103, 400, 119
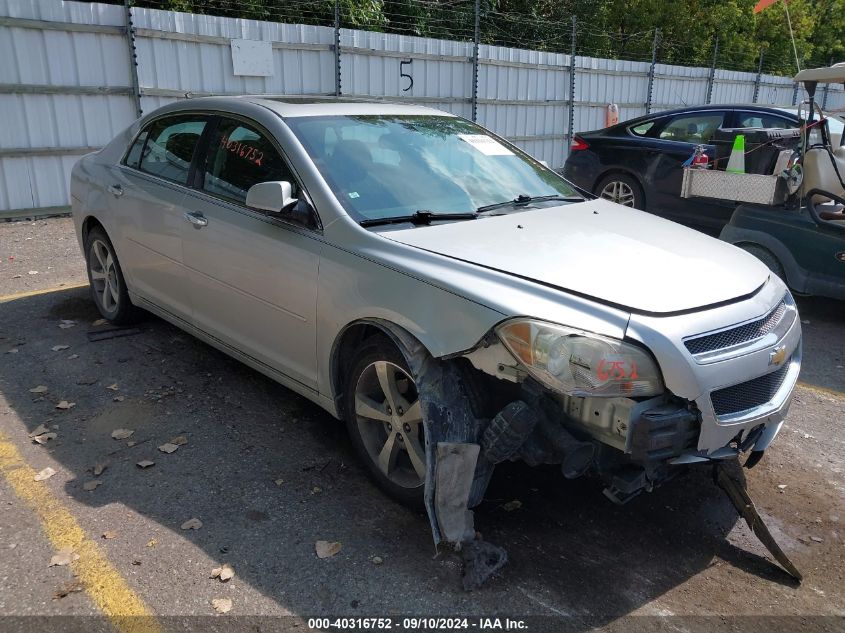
380, 199, 769, 314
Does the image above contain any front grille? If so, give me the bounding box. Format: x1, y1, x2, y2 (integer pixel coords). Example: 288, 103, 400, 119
685, 300, 787, 355
710, 359, 791, 416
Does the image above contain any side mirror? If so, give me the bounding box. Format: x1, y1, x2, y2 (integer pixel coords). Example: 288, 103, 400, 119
246, 181, 297, 213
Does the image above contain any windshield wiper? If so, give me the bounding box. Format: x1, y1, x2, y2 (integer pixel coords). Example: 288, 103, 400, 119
360, 210, 478, 227
476, 193, 584, 213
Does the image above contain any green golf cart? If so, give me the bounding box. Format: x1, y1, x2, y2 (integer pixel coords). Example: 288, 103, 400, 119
686, 63, 845, 300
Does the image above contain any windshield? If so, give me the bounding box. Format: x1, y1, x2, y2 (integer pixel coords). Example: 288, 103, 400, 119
285, 115, 579, 223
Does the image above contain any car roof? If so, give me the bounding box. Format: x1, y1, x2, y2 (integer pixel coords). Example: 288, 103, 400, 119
155, 95, 455, 119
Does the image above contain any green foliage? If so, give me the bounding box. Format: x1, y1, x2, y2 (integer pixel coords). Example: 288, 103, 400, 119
135, 0, 843, 75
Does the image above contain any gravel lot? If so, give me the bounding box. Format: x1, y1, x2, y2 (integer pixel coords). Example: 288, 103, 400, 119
0, 217, 843, 632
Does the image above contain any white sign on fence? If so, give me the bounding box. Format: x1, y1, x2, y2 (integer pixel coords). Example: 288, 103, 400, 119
231, 39, 274, 77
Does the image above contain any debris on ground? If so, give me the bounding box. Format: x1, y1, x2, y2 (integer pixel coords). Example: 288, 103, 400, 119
53, 580, 84, 600
55, 401, 75, 410
372, 556, 384, 565
49, 548, 79, 567
502, 499, 522, 512
32, 433, 57, 444
51, 345, 69, 352
92, 319, 107, 326
93, 462, 108, 476
29, 385, 48, 394
210, 564, 235, 582
136, 460, 155, 469
113, 395, 125, 402
460, 540, 508, 591
211, 598, 232, 614
274, 478, 285, 487
102, 531, 118, 540
158, 443, 179, 454
34, 467, 56, 481
181, 518, 203, 530
169, 435, 188, 446
28, 425, 50, 437
315, 540, 342, 559
87, 326, 142, 342
111, 429, 134, 440
82, 480, 102, 491
106, 383, 119, 391
58, 320, 76, 329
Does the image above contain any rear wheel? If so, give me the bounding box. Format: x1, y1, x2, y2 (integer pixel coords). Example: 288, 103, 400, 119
595, 173, 645, 210
84, 226, 139, 324
344, 337, 427, 507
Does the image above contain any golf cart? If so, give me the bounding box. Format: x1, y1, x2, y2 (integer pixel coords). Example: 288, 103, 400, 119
682, 63, 845, 300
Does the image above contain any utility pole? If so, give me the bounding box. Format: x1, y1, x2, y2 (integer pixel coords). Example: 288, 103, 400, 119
471, 0, 480, 121
705, 36, 718, 105
645, 29, 660, 114
752, 47, 765, 104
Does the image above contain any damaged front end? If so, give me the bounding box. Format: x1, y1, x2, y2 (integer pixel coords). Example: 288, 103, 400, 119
404, 297, 801, 588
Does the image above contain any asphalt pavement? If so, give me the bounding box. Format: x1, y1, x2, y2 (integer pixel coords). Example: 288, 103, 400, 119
0, 217, 843, 632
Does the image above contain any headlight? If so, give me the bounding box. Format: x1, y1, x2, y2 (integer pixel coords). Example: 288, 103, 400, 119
496, 319, 664, 398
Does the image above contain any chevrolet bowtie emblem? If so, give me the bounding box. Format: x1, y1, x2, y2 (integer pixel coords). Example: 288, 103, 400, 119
769, 345, 787, 366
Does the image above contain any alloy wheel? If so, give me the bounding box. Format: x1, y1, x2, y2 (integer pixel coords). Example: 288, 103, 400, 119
354, 360, 426, 489
89, 239, 120, 314
599, 180, 636, 207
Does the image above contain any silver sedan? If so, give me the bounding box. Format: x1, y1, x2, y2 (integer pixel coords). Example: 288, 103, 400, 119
71, 98, 800, 583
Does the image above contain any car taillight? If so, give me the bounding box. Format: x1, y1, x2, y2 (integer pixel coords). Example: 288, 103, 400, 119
570, 136, 589, 151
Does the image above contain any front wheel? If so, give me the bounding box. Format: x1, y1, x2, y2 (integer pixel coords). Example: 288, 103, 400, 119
344, 337, 427, 507
84, 226, 139, 325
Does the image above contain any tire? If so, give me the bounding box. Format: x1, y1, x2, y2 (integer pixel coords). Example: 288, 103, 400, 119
595, 173, 645, 210
344, 336, 427, 508
84, 226, 140, 325
738, 244, 787, 287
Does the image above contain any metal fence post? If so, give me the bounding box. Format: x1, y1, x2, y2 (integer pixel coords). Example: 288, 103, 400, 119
471, 0, 480, 121
821, 56, 833, 110
752, 47, 764, 103
567, 15, 576, 150
705, 36, 718, 104
645, 29, 660, 114
333, 0, 341, 97
123, 0, 142, 118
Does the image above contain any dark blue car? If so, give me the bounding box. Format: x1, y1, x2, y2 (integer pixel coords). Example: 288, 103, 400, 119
561, 104, 801, 233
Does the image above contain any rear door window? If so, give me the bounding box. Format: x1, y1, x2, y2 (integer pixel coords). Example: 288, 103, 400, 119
201, 118, 294, 206
135, 116, 207, 185
735, 112, 795, 129
658, 113, 726, 144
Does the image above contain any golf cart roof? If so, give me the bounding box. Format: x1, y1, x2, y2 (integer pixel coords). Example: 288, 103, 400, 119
794, 63, 845, 84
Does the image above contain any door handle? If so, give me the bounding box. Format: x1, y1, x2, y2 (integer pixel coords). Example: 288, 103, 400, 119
107, 184, 123, 197
184, 211, 208, 229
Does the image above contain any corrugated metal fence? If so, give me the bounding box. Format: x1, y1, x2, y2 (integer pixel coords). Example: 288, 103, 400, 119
1, 0, 843, 217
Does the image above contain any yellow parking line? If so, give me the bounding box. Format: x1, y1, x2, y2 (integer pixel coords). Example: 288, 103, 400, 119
0, 432, 160, 633
0, 282, 89, 304
797, 381, 845, 399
